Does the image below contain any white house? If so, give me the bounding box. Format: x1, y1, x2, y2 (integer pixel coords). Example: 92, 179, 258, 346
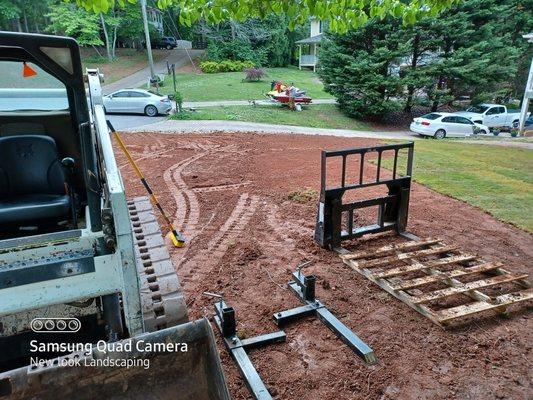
295, 19, 324, 71
147, 6, 164, 35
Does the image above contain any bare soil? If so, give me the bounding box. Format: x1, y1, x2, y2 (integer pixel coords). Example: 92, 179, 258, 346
116, 131, 532, 400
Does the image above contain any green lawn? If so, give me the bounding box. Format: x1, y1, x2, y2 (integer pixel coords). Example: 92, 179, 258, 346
172, 104, 373, 131
386, 141, 533, 232
161, 67, 333, 101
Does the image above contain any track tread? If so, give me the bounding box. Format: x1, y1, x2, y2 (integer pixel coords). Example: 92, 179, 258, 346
128, 196, 188, 332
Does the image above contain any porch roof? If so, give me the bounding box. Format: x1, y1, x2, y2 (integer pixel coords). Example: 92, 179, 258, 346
295, 34, 323, 44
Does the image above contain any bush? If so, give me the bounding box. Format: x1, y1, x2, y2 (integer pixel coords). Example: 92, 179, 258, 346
244, 68, 267, 82
169, 111, 193, 120
205, 39, 267, 66
174, 90, 183, 112
200, 60, 255, 73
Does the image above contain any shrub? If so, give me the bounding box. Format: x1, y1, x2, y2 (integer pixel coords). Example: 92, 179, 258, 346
169, 111, 192, 120
174, 90, 184, 112
244, 68, 267, 82
205, 39, 267, 66
200, 60, 255, 73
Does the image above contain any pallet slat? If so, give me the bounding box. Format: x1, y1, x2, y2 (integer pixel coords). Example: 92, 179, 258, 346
339, 237, 532, 327
341, 238, 441, 261
357, 245, 458, 269
411, 274, 529, 304
436, 289, 533, 324
392, 262, 503, 290
372, 254, 476, 279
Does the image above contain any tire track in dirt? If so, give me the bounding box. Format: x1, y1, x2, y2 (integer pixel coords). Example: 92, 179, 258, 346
159, 140, 261, 298
192, 182, 251, 193
163, 142, 247, 268
163, 151, 210, 248
179, 193, 260, 287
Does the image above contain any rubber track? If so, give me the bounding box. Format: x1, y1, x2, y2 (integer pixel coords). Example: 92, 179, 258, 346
127, 196, 188, 332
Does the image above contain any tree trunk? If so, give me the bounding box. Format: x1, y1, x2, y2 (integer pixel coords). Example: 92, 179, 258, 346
404, 33, 420, 113
112, 24, 118, 59
431, 38, 451, 111
91, 45, 103, 58
100, 13, 113, 62
23, 9, 29, 32
431, 76, 445, 111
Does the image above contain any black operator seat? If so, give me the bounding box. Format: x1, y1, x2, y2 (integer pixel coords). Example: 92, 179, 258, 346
0, 135, 71, 227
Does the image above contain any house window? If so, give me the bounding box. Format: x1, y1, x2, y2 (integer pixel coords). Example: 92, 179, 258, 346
319, 20, 323, 34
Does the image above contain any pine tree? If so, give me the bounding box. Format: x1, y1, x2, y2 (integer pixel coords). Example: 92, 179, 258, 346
318, 0, 532, 119
319, 19, 405, 119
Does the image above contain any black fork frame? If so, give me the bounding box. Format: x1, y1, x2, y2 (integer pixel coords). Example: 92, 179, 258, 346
314, 142, 414, 248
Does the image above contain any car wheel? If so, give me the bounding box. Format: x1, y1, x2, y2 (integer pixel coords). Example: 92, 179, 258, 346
144, 105, 158, 117
481, 129, 488, 135
434, 129, 446, 140
166, 44, 172, 50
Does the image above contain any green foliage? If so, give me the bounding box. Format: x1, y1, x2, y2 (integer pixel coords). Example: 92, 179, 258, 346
203, 14, 294, 67
0, 0, 54, 32
46, 2, 103, 46
206, 39, 267, 65
71, 0, 460, 32
199, 60, 255, 73
318, 0, 533, 119
170, 111, 193, 120
318, 19, 404, 119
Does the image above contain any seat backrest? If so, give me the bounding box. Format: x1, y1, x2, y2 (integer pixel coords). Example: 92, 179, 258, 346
0, 135, 66, 197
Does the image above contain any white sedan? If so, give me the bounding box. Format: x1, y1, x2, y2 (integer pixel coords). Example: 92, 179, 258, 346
103, 89, 172, 117
410, 112, 489, 139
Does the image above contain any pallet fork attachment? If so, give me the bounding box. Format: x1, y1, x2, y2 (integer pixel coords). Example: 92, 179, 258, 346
106, 120, 185, 247
315, 142, 414, 249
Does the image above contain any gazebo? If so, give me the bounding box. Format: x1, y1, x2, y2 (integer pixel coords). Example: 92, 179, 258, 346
295, 34, 323, 72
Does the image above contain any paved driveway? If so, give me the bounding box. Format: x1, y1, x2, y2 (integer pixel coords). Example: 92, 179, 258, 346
103, 49, 204, 94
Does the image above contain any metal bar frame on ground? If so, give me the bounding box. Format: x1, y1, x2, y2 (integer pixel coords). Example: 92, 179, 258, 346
273, 267, 377, 364
212, 299, 286, 400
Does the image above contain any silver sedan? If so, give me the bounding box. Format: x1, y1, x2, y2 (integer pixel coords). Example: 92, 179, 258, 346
103, 89, 172, 117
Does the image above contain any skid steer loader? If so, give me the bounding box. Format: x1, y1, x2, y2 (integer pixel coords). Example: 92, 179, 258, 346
0, 32, 230, 399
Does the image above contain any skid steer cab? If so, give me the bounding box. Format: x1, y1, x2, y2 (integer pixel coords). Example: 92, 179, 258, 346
0, 32, 229, 399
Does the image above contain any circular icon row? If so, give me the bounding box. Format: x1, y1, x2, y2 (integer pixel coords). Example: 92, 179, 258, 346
31, 318, 81, 333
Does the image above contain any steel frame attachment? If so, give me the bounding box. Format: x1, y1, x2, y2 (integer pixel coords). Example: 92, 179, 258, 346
212, 299, 286, 400
273, 267, 377, 364
315, 142, 414, 249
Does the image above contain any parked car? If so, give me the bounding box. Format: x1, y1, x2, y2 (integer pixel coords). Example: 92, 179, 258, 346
455, 103, 529, 129
151, 37, 177, 49
410, 112, 489, 139
103, 89, 172, 116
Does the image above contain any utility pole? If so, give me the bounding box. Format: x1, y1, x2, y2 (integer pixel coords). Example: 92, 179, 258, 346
518, 33, 533, 136
140, 0, 156, 80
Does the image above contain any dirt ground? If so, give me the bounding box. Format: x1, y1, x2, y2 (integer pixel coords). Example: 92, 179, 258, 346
116, 131, 532, 400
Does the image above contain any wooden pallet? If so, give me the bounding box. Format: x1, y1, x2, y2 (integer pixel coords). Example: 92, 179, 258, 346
338, 238, 532, 327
